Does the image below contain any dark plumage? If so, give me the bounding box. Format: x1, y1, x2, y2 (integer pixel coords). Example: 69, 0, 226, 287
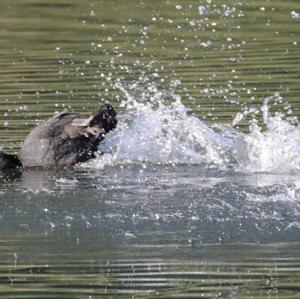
18, 103, 117, 167
0, 151, 22, 169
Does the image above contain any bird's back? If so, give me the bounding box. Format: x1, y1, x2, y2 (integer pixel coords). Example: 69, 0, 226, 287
19, 111, 100, 167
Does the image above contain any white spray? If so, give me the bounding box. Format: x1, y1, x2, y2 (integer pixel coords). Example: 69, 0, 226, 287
84, 83, 300, 174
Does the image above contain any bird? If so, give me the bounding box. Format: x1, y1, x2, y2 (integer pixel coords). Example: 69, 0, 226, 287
0, 103, 117, 169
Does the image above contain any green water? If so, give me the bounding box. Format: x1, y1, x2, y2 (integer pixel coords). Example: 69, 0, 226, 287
2, 233, 300, 298
1, 0, 300, 298
1, 0, 300, 151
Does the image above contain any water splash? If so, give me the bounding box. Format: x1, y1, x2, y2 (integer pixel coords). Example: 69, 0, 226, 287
233, 94, 300, 173
291, 11, 300, 20
83, 82, 300, 174
86, 80, 233, 169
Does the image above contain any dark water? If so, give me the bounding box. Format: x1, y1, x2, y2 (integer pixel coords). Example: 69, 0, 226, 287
1, 166, 300, 298
1, 0, 300, 298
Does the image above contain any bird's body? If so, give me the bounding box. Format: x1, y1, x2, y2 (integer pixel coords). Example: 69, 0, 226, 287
19, 104, 117, 167
0, 103, 117, 169
19, 111, 103, 167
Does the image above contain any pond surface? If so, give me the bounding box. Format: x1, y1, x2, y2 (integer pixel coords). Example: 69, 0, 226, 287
1, 0, 300, 298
